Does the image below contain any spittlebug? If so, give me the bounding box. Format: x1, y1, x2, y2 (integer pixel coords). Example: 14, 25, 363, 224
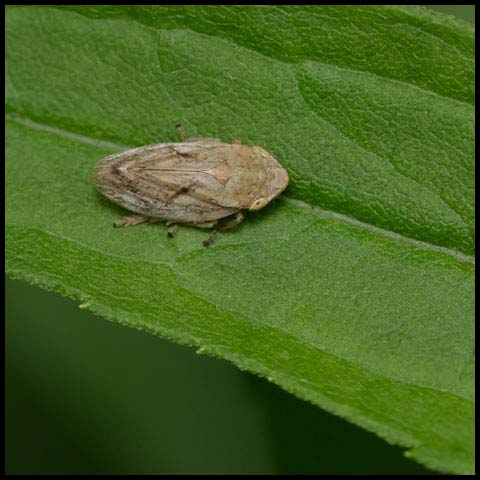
93, 125, 289, 246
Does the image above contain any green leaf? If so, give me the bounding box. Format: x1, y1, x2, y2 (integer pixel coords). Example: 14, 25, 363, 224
5, 5, 474, 474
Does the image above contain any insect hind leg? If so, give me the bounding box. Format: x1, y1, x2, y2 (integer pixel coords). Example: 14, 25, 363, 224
113, 215, 149, 228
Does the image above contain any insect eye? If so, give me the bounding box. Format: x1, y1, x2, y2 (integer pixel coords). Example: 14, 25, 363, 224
249, 197, 268, 211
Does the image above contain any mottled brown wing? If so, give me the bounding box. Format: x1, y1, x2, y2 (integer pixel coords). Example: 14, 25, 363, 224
129, 140, 286, 210
94, 139, 287, 222
127, 141, 243, 208
93, 141, 240, 223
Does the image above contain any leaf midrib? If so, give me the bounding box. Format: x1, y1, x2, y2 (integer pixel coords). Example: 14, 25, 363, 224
5, 113, 475, 263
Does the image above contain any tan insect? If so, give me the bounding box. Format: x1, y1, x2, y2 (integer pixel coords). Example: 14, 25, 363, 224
93, 125, 289, 246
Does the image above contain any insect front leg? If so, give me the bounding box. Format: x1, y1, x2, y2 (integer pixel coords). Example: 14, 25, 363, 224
113, 215, 149, 228
195, 221, 220, 247
218, 212, 244, 232
203, 230, 218, 248
203, 212, 244, 247
191, 220, 218, 246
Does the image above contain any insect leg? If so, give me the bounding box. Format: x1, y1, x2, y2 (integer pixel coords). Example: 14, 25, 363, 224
167, 223, 178, 238
217, 212, 244, 232
113, 215, 148, 228
202, 213, 243, 247
175, 124, 188, 141
203, 230, 218, 248
190, 221, 217, 228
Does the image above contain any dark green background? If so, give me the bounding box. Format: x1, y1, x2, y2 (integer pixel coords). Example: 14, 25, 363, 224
5, 5, 474, 475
